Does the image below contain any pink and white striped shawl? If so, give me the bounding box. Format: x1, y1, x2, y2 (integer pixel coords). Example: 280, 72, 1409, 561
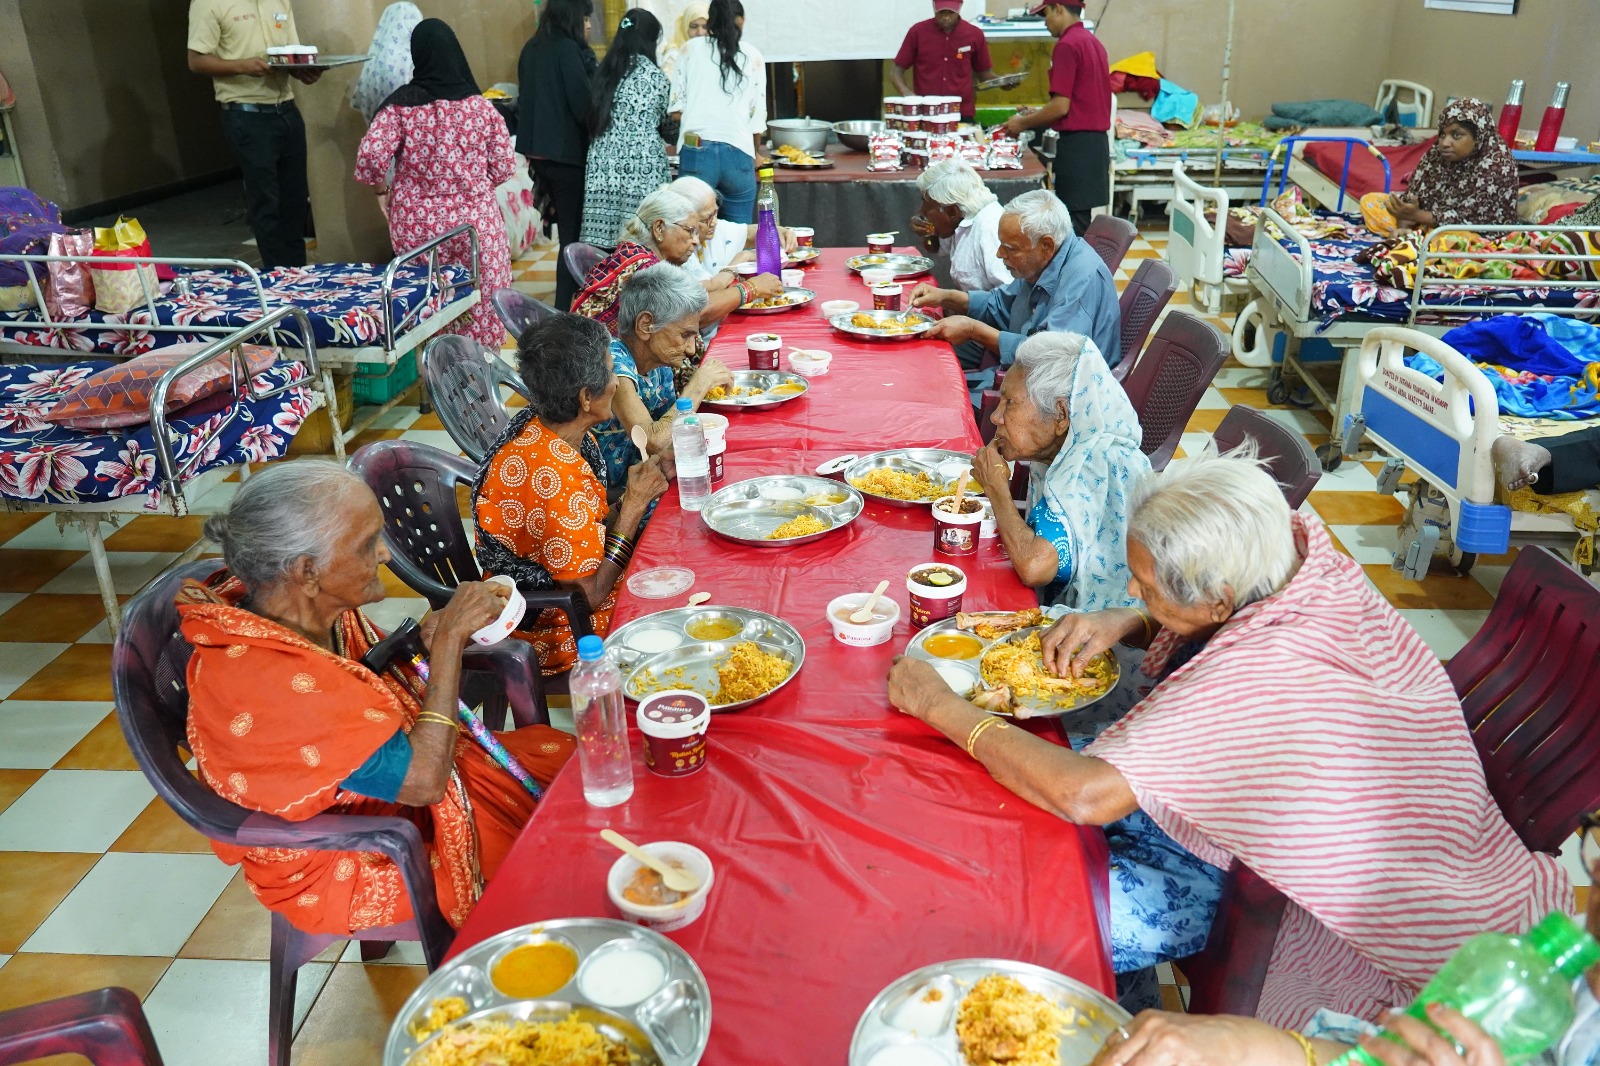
1087, 516, 1572, 1028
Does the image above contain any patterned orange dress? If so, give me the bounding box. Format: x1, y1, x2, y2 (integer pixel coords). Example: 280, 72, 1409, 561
473, 411, 616, 674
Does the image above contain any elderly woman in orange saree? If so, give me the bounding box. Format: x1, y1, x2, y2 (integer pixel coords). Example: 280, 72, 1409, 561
179, 460, 575, 936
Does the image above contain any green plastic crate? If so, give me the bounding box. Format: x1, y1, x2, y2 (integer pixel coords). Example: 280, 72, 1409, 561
352, 350, 419, 406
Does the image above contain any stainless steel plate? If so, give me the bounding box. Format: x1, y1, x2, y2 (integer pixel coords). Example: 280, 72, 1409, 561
607, 607, 806, 712
773, 157, 835, 169
384, 918, 710, 1066
701, 369, 809, 410
978, 71, 1030, 89
906, 619, 1120, 720
786, 248, 820, 264
738, 286, 816, 315
845, 253, 935, 278
829, 308, 939, 341
849, 958, 1128, 1066
700, 475, 864, 548
843, 449, 974, 508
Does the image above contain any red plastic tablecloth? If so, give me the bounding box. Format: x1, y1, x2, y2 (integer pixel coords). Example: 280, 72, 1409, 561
448, 254, 1114, 1065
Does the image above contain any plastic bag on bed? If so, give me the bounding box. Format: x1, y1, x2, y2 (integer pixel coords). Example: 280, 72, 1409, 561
45, 230, 95, 319
91, 217, 159, 314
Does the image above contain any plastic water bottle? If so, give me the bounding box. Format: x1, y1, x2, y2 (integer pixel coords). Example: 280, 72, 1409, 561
754, 165, 782, 277
1333, 912, 1599, 1066
671, 397, 712, 512
569, 635, 633, 808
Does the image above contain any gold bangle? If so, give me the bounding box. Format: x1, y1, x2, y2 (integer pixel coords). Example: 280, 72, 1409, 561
1285, 1030, 1317, 1066
964, 715, 1010, 757
1132, 607, 1154, 644
415, 713, 458, 728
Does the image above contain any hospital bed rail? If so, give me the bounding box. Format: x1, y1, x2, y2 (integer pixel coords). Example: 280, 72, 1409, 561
1262, 135, 1392, 212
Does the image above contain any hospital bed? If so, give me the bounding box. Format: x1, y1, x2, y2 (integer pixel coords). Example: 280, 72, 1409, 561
0, 307, 326, 630
1338, 326, 1597, 578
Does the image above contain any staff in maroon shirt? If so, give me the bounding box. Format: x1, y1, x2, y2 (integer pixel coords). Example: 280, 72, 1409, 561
891, 0, 997, 122
1001, 0, 1111, 236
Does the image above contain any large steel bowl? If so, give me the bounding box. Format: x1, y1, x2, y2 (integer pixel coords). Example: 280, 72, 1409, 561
767, 118, 832, 154
833, 120, 885, 151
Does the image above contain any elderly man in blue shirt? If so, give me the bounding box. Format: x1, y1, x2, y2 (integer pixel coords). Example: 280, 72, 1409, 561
910, 189, 1121, 401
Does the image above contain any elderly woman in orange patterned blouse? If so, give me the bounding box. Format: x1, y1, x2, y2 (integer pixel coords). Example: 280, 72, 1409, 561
473, 313, 669, 674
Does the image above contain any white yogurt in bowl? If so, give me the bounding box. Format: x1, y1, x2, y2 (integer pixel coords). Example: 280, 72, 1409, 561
626, 628, 684, 654
577, 943, 668, 1007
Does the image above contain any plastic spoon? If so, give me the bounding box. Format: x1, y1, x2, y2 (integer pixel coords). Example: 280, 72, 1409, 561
850, 579, 892, 624
600, 829, 701, 893
950, 467, 971, 517
630, 424, 650, 456
687, 592, 711, 607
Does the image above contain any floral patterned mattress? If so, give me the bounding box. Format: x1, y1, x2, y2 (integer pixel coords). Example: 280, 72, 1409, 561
0, 262, 474, 357
0, 360, 317, 508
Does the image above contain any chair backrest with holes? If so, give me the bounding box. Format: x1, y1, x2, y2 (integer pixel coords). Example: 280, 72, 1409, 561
1120, 311, 1228, 471
1116, 258, 1175, 380
1082, 214, 1138, 275
490, 288, 556, 341
1211, 405, 1321, 509
348, 440, 482, 609
419, 335, 527, 464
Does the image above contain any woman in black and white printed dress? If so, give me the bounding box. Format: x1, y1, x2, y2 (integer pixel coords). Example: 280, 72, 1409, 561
580, 9, 671, 249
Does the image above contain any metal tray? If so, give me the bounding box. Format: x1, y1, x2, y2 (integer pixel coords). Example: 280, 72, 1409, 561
844, 253, 935, 278
978, 71, 1030, 90
701, 370, 809, 411
700, 475, 864, 547
606, 607, 805, 712
384, 918, 710, 1066
829, 308, 938, 341
266, 54, 368, 71
849, 957, 1128, 1066
843, 449, 974, 508
786, 248, 820, 264
906, 619, 1119, 720
738, 286, 816, 314
773, 157, 834, 169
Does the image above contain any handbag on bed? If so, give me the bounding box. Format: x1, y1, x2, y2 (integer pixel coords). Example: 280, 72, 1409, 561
45, 229, 95, 319
91, 216, 158, 315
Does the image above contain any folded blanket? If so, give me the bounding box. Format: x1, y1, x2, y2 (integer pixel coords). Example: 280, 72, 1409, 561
1264, 99, 1385, 130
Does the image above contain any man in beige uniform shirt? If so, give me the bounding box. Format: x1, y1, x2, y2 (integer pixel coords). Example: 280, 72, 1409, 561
187, 0, 321, 268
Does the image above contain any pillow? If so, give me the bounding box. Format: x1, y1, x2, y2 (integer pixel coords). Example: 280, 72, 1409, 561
40, 342, 278, 430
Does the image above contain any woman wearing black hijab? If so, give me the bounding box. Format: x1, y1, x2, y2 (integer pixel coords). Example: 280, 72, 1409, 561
355, 18, 516, 348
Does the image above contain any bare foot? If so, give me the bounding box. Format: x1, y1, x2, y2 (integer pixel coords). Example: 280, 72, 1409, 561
1491, 435, 1551, 492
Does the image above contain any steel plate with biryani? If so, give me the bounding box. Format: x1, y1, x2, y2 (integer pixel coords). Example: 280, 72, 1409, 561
384, 918, 710, 1066
700, 475, 864, 548
905, 611, 1120, 719
829, 309, 939, 341
844, 252, 935, 278
849, 958, 1129, 1066
606, 607, 805, 712
738, 287, 816, 314
844, 450, 978, 509
701, 370, 809, 411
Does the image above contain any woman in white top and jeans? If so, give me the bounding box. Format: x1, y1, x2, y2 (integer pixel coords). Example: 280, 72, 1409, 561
670, 0, 766, 224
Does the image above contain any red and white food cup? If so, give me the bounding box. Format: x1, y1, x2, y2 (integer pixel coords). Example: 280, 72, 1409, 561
906, 563, 967, 628
637, 691, 710, 778
746, 333, 781, 370
932, 496, 985, 557
708, 437, 726, 484
872, 283, 904, 311
866, 233, 896, 254
792, 227, 815, 248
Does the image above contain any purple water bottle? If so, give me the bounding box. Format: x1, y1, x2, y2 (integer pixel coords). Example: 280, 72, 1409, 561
754, 165, 782, 277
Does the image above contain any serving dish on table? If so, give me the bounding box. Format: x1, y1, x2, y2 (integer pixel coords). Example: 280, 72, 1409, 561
383, 917, 710, 1066
843, 449, 976, 508
738, 286, 816, 314
701, 370, 809, 411
905, 612, 1121, 720
773, 155, 835, 169
606, 607, 806, 712
829, 308, 938, 342
844, 253, 935, 279
849, 957, 1129, 1066
834, 119, 885, 151
700, 475, 864, 547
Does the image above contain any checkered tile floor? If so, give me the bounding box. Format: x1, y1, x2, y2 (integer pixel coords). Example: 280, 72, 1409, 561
0, 229, 1587, 1057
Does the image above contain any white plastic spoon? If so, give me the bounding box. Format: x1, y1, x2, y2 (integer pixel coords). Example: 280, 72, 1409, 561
850, 579, 892, 624
686, 592, 711, 607
600, 829, 700, 893
630, 423, 650, 456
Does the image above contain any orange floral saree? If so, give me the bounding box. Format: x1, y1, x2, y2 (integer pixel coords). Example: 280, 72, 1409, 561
178, 575, 574, 936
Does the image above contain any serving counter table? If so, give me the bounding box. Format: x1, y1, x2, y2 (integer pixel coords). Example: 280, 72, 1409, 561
449, 254, 1113, 1065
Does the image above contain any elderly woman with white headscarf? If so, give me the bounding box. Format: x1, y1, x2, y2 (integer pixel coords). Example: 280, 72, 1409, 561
912, 158, 1013, 292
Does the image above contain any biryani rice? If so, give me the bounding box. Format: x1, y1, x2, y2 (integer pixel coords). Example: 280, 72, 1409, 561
765, 514, 830, 540
410, 1012, 633, 1066
715, 641, 793, 703
956, 974, 1070, 1066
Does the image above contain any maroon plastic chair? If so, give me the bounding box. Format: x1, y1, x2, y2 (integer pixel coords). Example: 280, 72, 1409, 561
562, 242, 606, 293
111, 560, 470, 1066
1114, 258, 1176, 383
1120, 311, 1228, 471
1083, 214, 1139, 274
1177, 864, 1290, 1017
418, 335, 529, 464
1212, 405, 1322, 509
0, 987, 164, 1066
490, 287, 556, 342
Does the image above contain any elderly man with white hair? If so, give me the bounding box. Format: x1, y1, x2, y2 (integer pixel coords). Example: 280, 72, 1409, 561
889, 450, 1570, 1018
910, 158, 1013, 292
910, 188, 1120, 397
668, 175, 795, 282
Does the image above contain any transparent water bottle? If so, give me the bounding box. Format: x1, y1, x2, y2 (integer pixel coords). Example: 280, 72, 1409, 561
754, 165, 783, 277
569, 635, 633, 808
671, 397, 712, 512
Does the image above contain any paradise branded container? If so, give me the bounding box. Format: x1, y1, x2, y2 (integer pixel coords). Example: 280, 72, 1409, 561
606, 841, 715, 932
707, 437, 726, 483
906, 563, 967, 628
792, 227, 815, 247
782, 268, 806, 288
826, 592, 902, 648
932, 496, 985, 556
469, 574, 526, 645
861, 267, 895, 290
746, 333, 781, 370
636, 691, 710, 778
872, 283, 904, 311
866, 233, 896, 254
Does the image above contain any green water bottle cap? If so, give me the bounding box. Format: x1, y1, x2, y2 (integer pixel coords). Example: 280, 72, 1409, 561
1527, 911, 1600, 979
758, 165, 774, 177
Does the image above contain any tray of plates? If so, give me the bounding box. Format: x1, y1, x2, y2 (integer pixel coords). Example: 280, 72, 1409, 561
606, 607, 805, 712
738, 286, 815, 314
843, 449, 975, 508
848, 957, 1129, 1066
905, 613, 1120, 719
384, 918, 710, 1066
773, 156, 835, 169
266, 54, 368, 71
700, 475, 864, 547
844, 253, 934, 278
829, 308, 938, 341
978, 71, 1030, 90
701, 370, 809, 410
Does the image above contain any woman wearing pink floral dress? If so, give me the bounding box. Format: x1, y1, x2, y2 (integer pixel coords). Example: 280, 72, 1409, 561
354, 18, 514, 349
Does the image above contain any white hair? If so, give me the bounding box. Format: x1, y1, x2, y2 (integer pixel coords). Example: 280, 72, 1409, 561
202, 461, 368, 589
917, 159, 998, 219
619, 188, 698, 247
1011, 332, 1088, 418
619, 262, 709, 335
667, 175, 718, 210
1003, 188, 1076, 245
1125, 449, 1296, 608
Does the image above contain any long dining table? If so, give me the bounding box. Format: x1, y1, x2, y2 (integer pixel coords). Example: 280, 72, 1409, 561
448, 250, 1113, 1064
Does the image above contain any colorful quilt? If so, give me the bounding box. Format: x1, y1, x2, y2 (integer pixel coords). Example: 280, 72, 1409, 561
0, 262, 473, 357
0, 359, 317, 508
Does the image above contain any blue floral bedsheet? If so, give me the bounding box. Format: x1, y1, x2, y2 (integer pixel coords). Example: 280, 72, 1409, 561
0, 262, 473, 357
0, 360, 317, 509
